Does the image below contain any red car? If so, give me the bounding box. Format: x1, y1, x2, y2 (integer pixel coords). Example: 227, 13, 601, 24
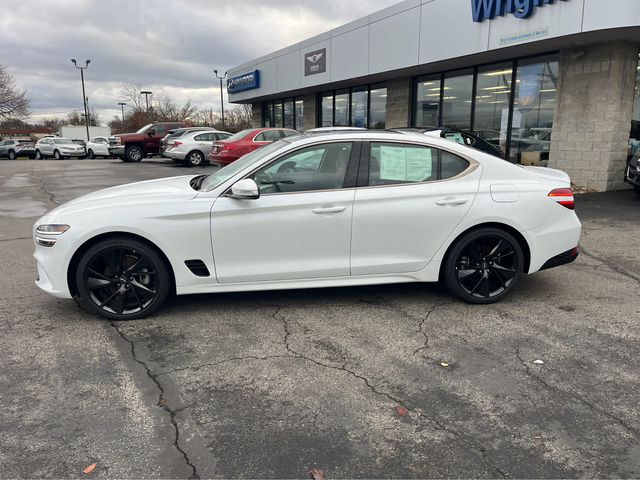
209, 128, 298, 165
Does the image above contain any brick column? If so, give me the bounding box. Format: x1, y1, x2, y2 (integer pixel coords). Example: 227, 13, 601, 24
303, 95, 317, 130
549, 41, 640, 191
251, 103, 262, 128
385, 77, 412, 128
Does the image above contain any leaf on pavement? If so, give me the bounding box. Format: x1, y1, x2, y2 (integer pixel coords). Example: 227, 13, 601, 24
396, 405, 409, 417
310, 467, 326, 480
83, 463, 97, 474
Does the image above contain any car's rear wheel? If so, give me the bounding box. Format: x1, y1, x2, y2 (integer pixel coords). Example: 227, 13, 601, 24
185, 150, 204, 167
87, 149, 95, 159
75, 237, 170, 320
125, 146, 144, 162
54, 150, 62, 160
8, 150, 16, 160
444, 228, 523, 304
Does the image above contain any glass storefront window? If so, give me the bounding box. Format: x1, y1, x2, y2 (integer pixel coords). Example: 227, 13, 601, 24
283, 99, 294, 129
334, 90, 349, 126
442, 70, 474, 130
629, 54, 640, 158
369, 85, 387, 129
415, 75, 441, 127
264, 103, 274, 128
295, 98, 304, 131
351, 88, 368, 128
274, 102, 283, 128
509, 55, 558, 165
321, 93, 333, 127
474, 63, 513, 155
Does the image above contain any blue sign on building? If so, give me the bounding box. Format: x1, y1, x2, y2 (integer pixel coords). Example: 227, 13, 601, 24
227, 70, 260, 94
472, 0, 567, 22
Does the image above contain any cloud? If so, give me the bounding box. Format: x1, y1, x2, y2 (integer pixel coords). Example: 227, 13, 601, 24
0, 0, 399, 125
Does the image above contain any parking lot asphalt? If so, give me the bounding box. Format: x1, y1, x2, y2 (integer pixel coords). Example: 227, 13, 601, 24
1, 158, 639, 479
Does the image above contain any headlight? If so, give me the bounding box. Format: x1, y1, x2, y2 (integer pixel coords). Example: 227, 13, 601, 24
36, 224, 70, 235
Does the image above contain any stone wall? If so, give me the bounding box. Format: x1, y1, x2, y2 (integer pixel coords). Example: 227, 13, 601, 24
302, 95, 317, 130
251, 103, 261, 128
549, 41, 640, 191
385, 77, 412, 128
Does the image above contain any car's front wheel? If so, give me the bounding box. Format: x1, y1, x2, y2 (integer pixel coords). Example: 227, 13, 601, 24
35, 150, 44, 160
53, 150, 62, 160
87, 149, 95, 159
444, 228, 524, 304
125, 146, 144, 162
75, 237, 171, 320
185, 150, 204, 167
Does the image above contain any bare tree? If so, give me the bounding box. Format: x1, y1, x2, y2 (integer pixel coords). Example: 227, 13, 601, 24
0, 65, 30, 121
65, 110, 84, 125
121, 83, 146, 113
153, 95, 197, 122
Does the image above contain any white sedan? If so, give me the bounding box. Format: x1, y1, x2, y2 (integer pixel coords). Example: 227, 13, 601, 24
33, 131, 581, 320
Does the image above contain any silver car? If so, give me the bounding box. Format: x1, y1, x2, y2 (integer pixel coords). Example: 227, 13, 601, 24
35, 137, 86, 159
0, 139, 36, 159
165, 130, 231, 167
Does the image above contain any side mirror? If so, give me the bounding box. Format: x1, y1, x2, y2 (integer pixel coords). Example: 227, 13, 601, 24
147, 129, 155, 136
230, 178, 260, 199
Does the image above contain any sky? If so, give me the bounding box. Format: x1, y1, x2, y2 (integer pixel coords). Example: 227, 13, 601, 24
0, 0, 400, 126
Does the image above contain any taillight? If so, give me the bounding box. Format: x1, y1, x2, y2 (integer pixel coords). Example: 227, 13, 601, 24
548, 188, 575, 210
173, 141, 182, 148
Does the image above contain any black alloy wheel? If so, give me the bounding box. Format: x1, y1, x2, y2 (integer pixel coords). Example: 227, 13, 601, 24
125, 146, 144, 162
185, 150, 204, 167
54, 150, 62, 160
444, 228, 523, 304
87, 149, 95, 159
634, 185, 640, 197
75, 238, 170, 320
35, 150, 43, 160
8, 150, 16, 160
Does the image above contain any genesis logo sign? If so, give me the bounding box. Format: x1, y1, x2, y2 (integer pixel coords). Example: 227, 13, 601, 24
305, 48, 327, 76
227, 70, 260, 94
472, 0, 567, 22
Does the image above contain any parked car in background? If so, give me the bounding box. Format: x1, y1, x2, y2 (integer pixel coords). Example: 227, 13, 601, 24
165, 130, 232, 167
160, 127, 219, 156
109, 121, 186, 162
625, 152, 640, 196
35, 137, 86, 159
390, 127, 505, 158
0, 139, 36, 159
209, 127, 298, 165
85, 137, 111, 159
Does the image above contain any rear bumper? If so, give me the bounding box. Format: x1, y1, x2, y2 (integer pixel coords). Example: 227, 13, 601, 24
539, 247, 579, 271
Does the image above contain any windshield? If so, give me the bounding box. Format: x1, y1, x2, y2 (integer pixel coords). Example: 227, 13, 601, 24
224, 129, 258, 142
135, 123, 154, 134
201, 140, 287, 192
53, 138, 74, 145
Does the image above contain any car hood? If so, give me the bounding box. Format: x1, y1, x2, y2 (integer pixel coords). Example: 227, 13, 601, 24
47, 175, 198, 217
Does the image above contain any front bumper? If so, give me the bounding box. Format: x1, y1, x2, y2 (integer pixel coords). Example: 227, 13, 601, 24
109, 146, 125, 157
33, 239, 73, 299
60, 151, 86, 157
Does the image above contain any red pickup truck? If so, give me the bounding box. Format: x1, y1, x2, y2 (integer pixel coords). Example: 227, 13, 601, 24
109, 121, 186, 162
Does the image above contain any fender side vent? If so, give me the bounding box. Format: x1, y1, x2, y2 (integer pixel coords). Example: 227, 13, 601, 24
185, 259, 210, 277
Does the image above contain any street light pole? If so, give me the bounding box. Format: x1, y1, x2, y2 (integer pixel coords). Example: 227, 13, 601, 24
214, 69, 227, 129
140, 90, 152, 116
118, 102, 127, 131
71, 59, 91, 141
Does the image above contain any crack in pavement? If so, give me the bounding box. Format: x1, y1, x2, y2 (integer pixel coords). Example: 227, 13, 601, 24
273, 307, 509, 478
109, 321, 199, 479
579, 246, 640, 284
514, 344, 640, 441
33, 170, 60, 207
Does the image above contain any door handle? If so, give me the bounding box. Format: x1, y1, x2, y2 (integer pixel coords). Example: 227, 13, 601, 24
436, 198, 468, 206
312, 206, 346, 214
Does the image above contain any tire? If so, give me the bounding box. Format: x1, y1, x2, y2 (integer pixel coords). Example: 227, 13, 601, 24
87, 149, 95, 159
185, 150, 204, 167
8, 150, 16, 160
53, 150, 62, 160
634, 185, 640, 197
75, 237, 171, 320
444, 227, 524, 304
35, 150, 44, 160
125, 145, 144, 163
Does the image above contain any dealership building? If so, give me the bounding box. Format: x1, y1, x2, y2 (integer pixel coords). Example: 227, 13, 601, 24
227, 0, 640, 191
